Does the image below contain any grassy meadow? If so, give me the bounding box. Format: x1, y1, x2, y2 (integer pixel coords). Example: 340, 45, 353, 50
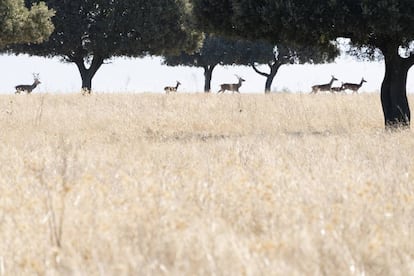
1, 92, 414, 275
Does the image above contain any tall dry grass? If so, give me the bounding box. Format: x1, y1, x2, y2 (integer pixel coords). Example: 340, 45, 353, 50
0, 92, 413, 275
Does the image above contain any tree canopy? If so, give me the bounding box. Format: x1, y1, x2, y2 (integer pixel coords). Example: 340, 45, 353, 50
0, 0, 54, 49
9, 0, 201, 92
192, 0, 414, 128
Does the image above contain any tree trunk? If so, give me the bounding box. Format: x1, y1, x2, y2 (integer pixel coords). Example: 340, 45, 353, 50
265, 63, 282, 93
252, 62, 282, 93
264, 76, 273, 93
203, 64, 216, 93
380, 45, 413, 129
80, 72, 93, 92
73, 55, 104, 93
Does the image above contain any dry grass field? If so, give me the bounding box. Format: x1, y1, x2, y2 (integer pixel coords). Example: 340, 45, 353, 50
1, 92, 414, 275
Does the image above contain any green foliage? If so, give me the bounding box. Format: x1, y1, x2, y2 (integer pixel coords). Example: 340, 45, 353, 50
192, 0, 326, 44
163, 34, 273, 68
13, 0, 201, 59
0, 0, 54, 48
342, 0, 414, 44
192, 0, 414, 57
165, 36, 338, 68
274, 42, 339, 65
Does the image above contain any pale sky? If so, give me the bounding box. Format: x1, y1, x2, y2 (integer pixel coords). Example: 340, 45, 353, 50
1, 53, 413, 94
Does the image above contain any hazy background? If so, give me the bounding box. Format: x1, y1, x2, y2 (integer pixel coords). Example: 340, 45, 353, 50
1, 53, 413, 94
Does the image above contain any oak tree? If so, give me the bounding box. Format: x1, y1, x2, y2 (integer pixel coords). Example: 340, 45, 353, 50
10, 0, 201, 92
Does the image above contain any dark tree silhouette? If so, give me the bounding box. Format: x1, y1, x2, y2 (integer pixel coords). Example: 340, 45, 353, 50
9, 0, 201, 92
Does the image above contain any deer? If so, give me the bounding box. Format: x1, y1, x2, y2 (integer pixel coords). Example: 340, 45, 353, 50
164, 81, 181, 94
310, 75, 338, 94
218, 75, 245, 94
341, 78, 367, 93
330, 84, 345, 93
15, 74, 41, 94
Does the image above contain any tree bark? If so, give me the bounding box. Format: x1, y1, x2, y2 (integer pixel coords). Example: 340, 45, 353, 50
203, 64, 216, 93
73, 55, 104, 93
380, 44, 413, 129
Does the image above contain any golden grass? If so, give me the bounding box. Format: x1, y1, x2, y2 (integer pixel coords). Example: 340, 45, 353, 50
1, 92, 414, 275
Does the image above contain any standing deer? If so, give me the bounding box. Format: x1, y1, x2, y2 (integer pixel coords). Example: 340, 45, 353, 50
310, 75, 338, 94
218, 75, 245, 94
164, 81, 181, 94
15, 74, 41, 94
341, 78, 367, 93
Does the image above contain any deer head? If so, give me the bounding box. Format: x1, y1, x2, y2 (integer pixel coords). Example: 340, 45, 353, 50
33, 73, 41, 85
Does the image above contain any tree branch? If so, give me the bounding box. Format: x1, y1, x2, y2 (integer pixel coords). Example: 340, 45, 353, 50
251, 63, 269, 77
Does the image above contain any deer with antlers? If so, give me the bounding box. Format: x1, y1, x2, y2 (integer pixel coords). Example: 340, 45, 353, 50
341, 78, 367, 93
15, 74, 41, 94
310, 75, 338, 94
164, 81, 181, 94
218, 75, 245, 94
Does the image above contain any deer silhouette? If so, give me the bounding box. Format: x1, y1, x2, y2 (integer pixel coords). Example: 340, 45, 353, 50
164, 81, 181, 94
15, 73, 41, 94
218, 75, 246, 94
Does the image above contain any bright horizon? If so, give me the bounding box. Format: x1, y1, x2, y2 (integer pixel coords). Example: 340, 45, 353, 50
1, 53, 413, 94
